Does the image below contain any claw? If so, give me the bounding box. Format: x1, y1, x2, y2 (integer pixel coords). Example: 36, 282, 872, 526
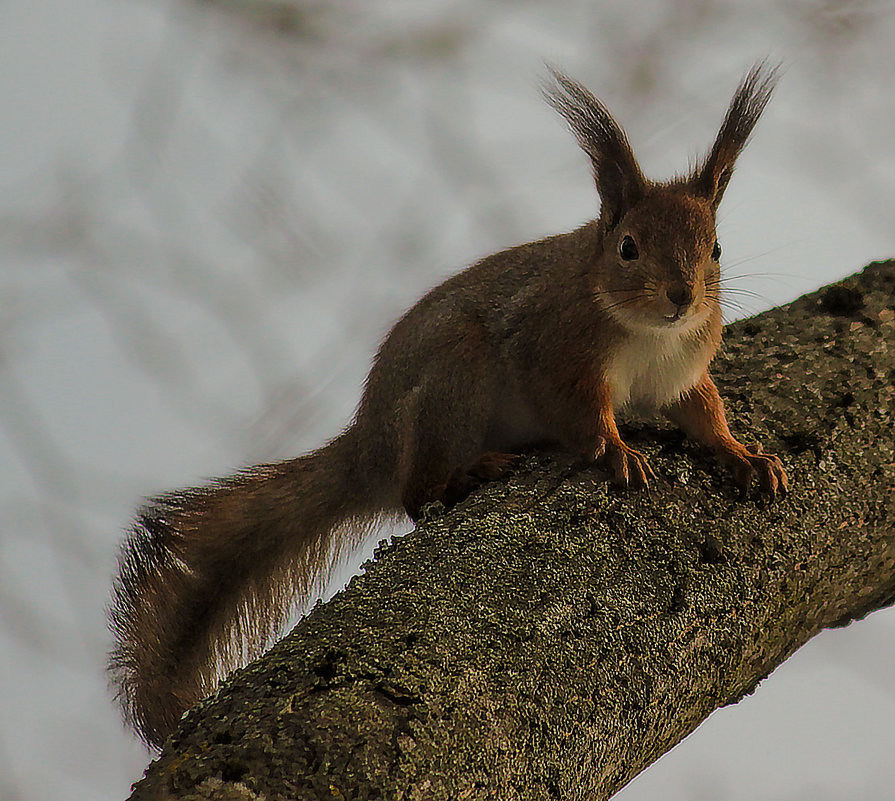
730, 443, 788, 500
598, 438, 654, 491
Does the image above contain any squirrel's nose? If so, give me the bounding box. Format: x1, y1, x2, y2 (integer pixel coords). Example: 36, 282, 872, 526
665, 285, 693, 311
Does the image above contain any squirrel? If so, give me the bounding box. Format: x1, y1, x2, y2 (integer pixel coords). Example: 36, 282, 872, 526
109, 64, 788, 747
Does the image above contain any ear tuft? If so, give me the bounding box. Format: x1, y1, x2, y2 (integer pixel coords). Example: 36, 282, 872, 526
695, 61, 780, 207
543, 67, 646, 228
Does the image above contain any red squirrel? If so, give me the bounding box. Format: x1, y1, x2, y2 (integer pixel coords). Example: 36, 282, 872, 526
110, 64, 787, 747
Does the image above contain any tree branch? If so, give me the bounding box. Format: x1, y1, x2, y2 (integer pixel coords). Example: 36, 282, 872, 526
127, 261, 895, 801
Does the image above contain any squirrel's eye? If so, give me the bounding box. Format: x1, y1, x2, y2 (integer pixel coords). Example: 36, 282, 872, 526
712, 240, 722, 261
619, 235, 639, 261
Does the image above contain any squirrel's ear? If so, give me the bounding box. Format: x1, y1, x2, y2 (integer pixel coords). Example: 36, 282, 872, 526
544, 68, 645, 229
694, 62, 779, 208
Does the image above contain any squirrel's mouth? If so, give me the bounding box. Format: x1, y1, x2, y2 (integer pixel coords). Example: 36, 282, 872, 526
662, 309, 688, 324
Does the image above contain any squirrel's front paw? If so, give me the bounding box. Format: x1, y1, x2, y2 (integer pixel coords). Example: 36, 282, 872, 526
726, 442, 788, 499
595, 438, 655, 490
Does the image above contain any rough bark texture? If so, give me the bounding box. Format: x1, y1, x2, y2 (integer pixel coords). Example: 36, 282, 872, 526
127, 261, 895, 801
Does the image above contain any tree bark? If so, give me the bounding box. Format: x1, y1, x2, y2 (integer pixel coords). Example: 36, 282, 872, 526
127, 261, 895, 801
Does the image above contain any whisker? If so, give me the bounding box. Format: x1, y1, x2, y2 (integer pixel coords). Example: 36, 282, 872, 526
721, 240, 799, 269
599, 296, 648, 314
592, 288, 644, 296
719, 287, 774, 302
719, 299, 760, 319
705, 278, 777, 307
718, 270, 793, 282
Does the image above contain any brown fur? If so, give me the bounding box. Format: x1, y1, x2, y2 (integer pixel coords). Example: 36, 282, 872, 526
109, 63, 786, 747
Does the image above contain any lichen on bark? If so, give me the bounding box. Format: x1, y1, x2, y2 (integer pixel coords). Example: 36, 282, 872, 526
128, 261, 895, 801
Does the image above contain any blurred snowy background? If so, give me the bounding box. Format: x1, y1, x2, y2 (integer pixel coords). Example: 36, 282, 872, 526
1, 1, 893, 799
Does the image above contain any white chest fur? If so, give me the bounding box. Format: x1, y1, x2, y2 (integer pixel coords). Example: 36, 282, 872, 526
604, 327, 709, 413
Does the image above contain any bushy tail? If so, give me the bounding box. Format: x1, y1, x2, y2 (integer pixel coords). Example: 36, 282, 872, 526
108, 428, 381, 747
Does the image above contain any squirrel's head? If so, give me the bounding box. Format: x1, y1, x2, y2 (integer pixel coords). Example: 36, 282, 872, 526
545, 63, 778, 332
